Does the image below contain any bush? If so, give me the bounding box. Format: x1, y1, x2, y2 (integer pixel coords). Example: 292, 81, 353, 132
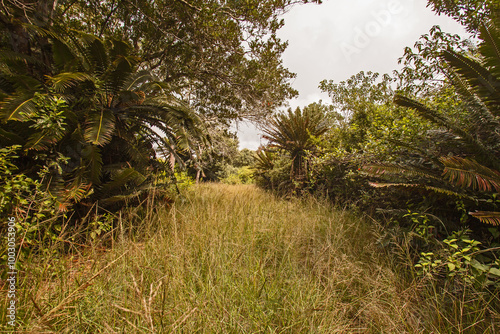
0, 146, 63, 259
221, 166, 254, 185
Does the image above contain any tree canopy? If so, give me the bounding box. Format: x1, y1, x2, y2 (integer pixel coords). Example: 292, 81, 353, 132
0, 0, 321, 122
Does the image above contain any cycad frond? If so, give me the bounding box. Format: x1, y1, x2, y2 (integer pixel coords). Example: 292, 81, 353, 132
479, 20, 500, 77
87, 37, 108, 75
368, 182, 471, 199
104, 56, 136, 96
469, 211, 500, 226
25, 129, 65, 151
441, 50, 500, 114
253, 149, 274, 172
81, 145, 103, 184
394, 94, 498, 168
46, 72, 95, 92
362, 164, 442, 181
394, 95, 451, 128
0, 49, 49, 71
440, 156, 500, 192
98, 168, 146, 195
57, 181, 92, 212
0, 94, 36, 121
84, 110, 116, 146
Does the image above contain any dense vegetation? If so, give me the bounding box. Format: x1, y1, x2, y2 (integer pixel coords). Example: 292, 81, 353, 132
256, 6, 500, 289
6, 183, 500, 332
1, 0, 500, 332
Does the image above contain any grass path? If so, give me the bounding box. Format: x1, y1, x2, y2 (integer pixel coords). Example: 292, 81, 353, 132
6, 184, 459, 332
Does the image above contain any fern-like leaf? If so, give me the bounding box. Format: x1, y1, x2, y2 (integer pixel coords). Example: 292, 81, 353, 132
84, 109, 115, 146
46, 72, 94, 92
81, 144, 103, 184
0, 95, 36, 121
99, 168, 146, 195
469, 211, 500, 226
440, 156, 500, 192
441, 50, 500, 115
362, 164, 442, 181
368, 182, 471, 199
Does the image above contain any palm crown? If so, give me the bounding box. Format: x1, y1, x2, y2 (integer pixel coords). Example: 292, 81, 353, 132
0, 27, 204, 212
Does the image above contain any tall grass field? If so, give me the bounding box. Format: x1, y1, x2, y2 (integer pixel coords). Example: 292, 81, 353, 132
1, 184, 499, 333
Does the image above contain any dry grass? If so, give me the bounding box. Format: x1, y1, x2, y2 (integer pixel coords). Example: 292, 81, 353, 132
1, 183, 498, 333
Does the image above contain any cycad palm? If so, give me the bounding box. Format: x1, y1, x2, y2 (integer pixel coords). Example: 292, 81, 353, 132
262, 105, 327, 179
0, 28, 204, 211
364, 17, 500, 225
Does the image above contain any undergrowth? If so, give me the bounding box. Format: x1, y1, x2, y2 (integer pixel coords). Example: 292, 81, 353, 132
1, 184, 499, 333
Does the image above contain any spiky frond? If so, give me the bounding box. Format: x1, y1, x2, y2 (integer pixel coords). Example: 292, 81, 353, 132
368, 182, 471, 199
262, 107, 328, 152
469, 211, 500, 226
394, 94, 499, 168
253, 149, 274, 172
81, 145, 103, 184
363, 164, 442, 181
479, 19, 500, 78
441, 50, 500, 114
98, 168, 146, 195
25, 129, 65, 151
46, 72, 95, 92
262, 106, 327, 178
440, 156, 500, 192
56, 182, 93, 212
84, 110, 116, 146
0, 94, 36, 121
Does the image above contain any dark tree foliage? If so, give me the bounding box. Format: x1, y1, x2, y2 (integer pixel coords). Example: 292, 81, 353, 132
262, 102, 329, 180
45, 0, 320, 121
427, 0, 500, 34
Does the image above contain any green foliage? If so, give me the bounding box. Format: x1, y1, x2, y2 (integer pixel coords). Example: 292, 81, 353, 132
252, 149, 292, 192
394, 25, 476, 95
40, 0, 322, 121
220, 166, 254, 185
0, 145, 63, 257
0, 146, 34, 216
88, 213, 114, 241
363, 17, 500, 229
233, 148, 255, 167
262, 102, 328, 180
426, 0, 500, 34
416, 228, 500, 289
0, 27, 205, 217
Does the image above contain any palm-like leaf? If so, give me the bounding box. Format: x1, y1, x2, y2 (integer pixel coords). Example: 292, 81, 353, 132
98, 168, 146, 195
253, 149, 274, 172
46, 72, 95, 92
393, 94, 499, 169
368, 181, 472, 199
440, 156, 500, 192
263, 107, 327, 178
81, 145, 103, 184
480, 18, 500, 78
0, 94, 36, 121
1, 25, 206, 215
363, 164, 442, 181
469, 211, 500, 226
84, 110, 116, 146
441, 50, 500, 114
366, 17, 500, 227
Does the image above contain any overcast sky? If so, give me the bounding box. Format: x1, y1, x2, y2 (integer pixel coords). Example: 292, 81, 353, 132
235, 0, 469, 150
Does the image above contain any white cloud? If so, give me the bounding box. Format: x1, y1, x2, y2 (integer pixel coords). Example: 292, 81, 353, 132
236, 0, 469, 150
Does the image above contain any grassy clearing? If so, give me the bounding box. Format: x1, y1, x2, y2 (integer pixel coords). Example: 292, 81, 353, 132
2, 183, 499, 333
